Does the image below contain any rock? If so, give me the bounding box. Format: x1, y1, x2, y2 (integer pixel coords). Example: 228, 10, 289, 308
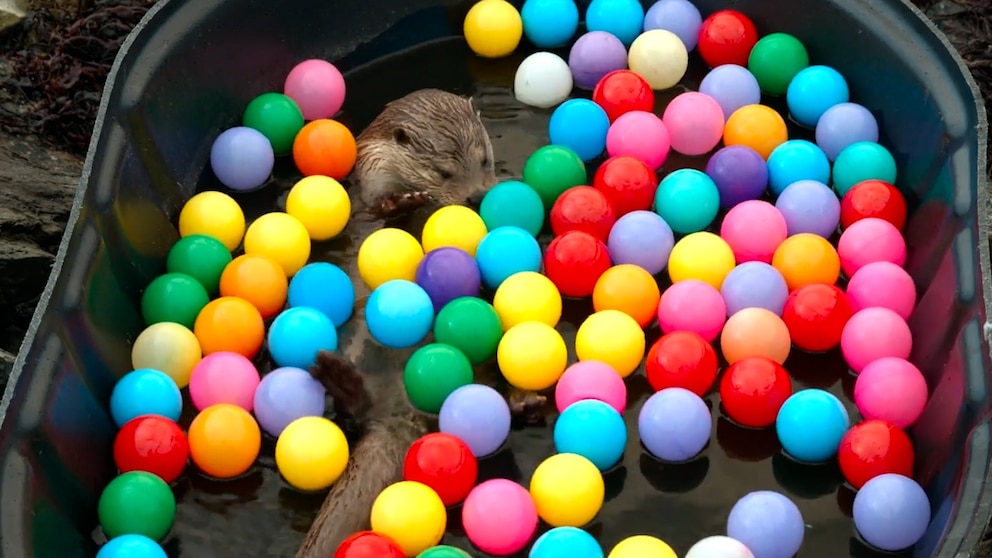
0, 0, 26, 35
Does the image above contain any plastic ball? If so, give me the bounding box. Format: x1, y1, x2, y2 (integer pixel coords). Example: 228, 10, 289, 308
721, 307, 791, 365
639, 387, 712, 462
837, 217, 906, 277
747, 33, 809, 96
766, 140, 831, 196
643, 0, 702, 50
544, 230, 613, 298
568, 31, 629, 90
846, 261, 916, 320
549, 99, 611, 161
699, 64, 762, 122
439, 384, 512, 457
479, 180, 545, 236
371, 481, 447, 556
98, 471, 175, 541
365, 280, 435, 349
668, 231, 737, 289
697, 10, 758, 67
131, 322, 202, 389
114, 415, 189, 484
592, 263, 661, 327
833, 141, 898, 197
645, 331, 719, 396
721, 261, 790, 317
592, 69, 655, 123
209, 126, 275, 191
585, 0, 644, 46
243, 92, 305, 156
593, 156, 658, 216
530, 453, 605, 526
416, 247, 482, 311
550, 186, 617, 241
606, 210, 674, 275
838, 419, 914, 490
463, 0, 523, 58
530, 527, 605, 558
193, 296, 266, 358
476, 226, 543, 290
462, 479, 539, 555
686, 536, 755, 558
815, 102, 879, 161
654, 168, 720, 233
286, 175, 351, 241
555, 360, 628, 414
523, 144, 588, 209
841, 179, 908, 231
404, 343, 475, 413
253, 366, 327, 437
786, 65, 850, 128
110, 368, 182, 427
292, 118, 357, 178
422, 205, 488, 257
166, 234, 231, 296
418, 546, 474, 558
219, 254, 289, 319
433, 297, 503, 365
781, 283, 854, 352
771, 233, 841, 291
187, 403, 261, 479
403, 433, 478, 507
140, 272, 209, 330
608, 536, 677, 558
774, 179, 841, 238
521, 0, 580, 48
706, 146, 769, 209
334, 532, 406, 558
276, 416, 349, 491
96, 534, 168, 558
776, 389, 849, 462
575, 309, 645, 377
719, 356, 792, 428
284, 59, 346, 121
514, 51, 574, 109
288, 262, 355, 327
243, 212, 311, 277
724, 104, 789, 160
498, 321, 568, 390
607, 110, 673, 171
657, 279, 726, 342
855, 356, 928, 428
726, 491, 804, 558
493, 271, 563, 329
268, 307, 338, 369
178, 191, 245, 252
357, 228, 424, 290
188, 351, 260, 412
662, 91, 725, 155
841, 307, 913, 373
853, 474, 931, 552
554, 400, 627, 471
627, 29, 689, 90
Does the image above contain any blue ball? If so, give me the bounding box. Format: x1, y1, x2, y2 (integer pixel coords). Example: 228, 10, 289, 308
109, 368, 182, 428
521, 0, 580, 48
786, 65, 850, 128
766, 139, 831, 196
365, 280, 435, 349
775, 389, 850, 463
475, 226, 543, 289
479, 180, 546, 237
638, 387, 711, 462
209, 126, 275, 191
548, 99, 611, 162
287, 262, 355, 327
268, 307, 338, 369
530, 526, 605, 558
585, 0, 646, 47
727, 491, 805, 558
654, 169, 720, 234
853, 473, 931, 552
554, 399, 627, 471
96, 534, 168, 558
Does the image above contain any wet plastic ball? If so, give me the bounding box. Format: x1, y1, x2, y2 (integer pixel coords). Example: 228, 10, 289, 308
286, 175, 351, 241
268, 306, 338, 369
593, 155, 658, 216
719, 200, 787, 263
643, 0, 702, 50
771, 233, 841, 291
781, 283, 854, 352
555, 360, 628, 414
838, 419, 914, 490
747, 33, 809, 96
439, 384, 512, 457
531, 527, 604, 558
422, 205, 488, 257
837, 217, 907, 278
585, 0, 644, 46
639, 387, 712, 462
840, 179, 908, 231
288, 262, 355, 327
815, 102, 879, 161
219, 254, 288, 319
209, 126, 275, 191
479, 180, 545, 236
114, 415, 189, 484
592, 69, 655, 122
166, 234, 231, 296
366, 280, 434, 349
662, 92, 725, 155
404, 343, 475, 413
549, 99, 611, 161
243, 212, 311, 277
607, 210, 675, 275
786, 65, 849, 128
523, 144, 588, 209
645, 331, 719, 396
293, 118, 357, 178
550, 186, 617, 241
433, 296, 503, 365
403, 433, 478, 507
189, 351, 260, 412
476, 226, 542, 289
193, 296, 265, 358
853, 474, 931, 552
371, 481, 447, 556
841, 307, 913, 373
854, 356, 928, 429
833, 141, 898, 197
609, 536, 677, 558
721, 307, 791, 365
697, 10, 758, 67
657, 279, 726, 342
110, 368, 182, 427
418, 546, 474, 558
576, 309, 645, 377
141, 272, 210, 330
592, 263, 660, 327
358, 228, 424, 290
243, 92, 305, 156
668, 231, 737, 289
776, 389, 850, 462
276, 416, 349, 491
628, 29, 688, 90
544, 230, 612, 298
493, 271, 563, 329
720, 261, 790, 317
569, 31, 629, 90
554, 399, 627, 471
846, 261, 916, 319
521, 0, 580, 48
463, 0, 523, 58
462, 479, 539, 555
686, 537, 755, 558
187, 403, 261, 479
719, 356, 792, 429
283, 59, 346, 121
178, 191, 245, 252
774, 179, 840, 238
416, 247, 482, 311
654, 168, 720, 233
98, 471, 175, 541
514, 52, 574, 109
498, 321, 568, 390
606, 110, 671, 170
530, 452, 605, 526
333, 532, 405, 558
96, 535, 168, 558
766, 139, 831, 196
253, 366, 327, 437
699, 64, 761, 122
131, 322, 201, 389
727, 491, 804, 558
724, 104, 789, 159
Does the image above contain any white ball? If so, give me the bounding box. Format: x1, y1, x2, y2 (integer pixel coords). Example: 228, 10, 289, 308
628, 29, 689, 90
513, 51, 574, 109
686, 536, 756, 558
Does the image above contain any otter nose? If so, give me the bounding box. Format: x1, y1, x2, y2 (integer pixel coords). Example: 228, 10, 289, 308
466, 190, 487, 208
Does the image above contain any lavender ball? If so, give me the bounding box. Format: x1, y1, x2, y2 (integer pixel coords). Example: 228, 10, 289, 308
721, 262, 790, 317
209, 126, 275, 191
699, 64, 761, 121
706, 145, 769, 208
775, 179, 841, 238
643, 0, 702, 50
569, 31, 629, 89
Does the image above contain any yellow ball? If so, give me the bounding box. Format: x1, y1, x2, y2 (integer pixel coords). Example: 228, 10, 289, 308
497, 321, 568, 390
628, 29, 689, 90
357, 228, 425, 290
668, 231, 737, 290
421, 205, 489, 257
243, 212, 312, 277
492, 271, 562, 330
609, 536, 678, 558
285, 175, 352, 241
575, 310, 645, 378
529, 453, 604, 527
463, 0, 523, 59
178, 191, 246, 251
275, 416, 349, 491
370, 481, 447, 556
131, 322, 202, 388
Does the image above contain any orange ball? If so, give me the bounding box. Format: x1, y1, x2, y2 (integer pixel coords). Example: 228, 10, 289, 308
721, 307, 791, 365
193, 296, 265, 358
771, 233, 841, 291
723, 104, 788, 159
592, 264, 660, 328
187, 403, 261, 479
293, 119, 357, 179
219, 254, 288, 319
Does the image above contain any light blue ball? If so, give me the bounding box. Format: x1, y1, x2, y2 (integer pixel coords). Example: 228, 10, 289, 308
479, 180, 546, 237
727, 491, 805, 558
365, 280, 435, 349
832, 141, 898, 197
267, 307, 338, 369
287, 262, 355, 327
853, 473, 931, 552
530, 526, 605, 558
521, 0, 580, 48
548, 99, 611, 162
109, 368, 182, 428
638, 387, 711, 462
97, 534, 168, 558
654, 169, 721, 234
475, 226, 543, 290
786, 65, 850, 128
766, 139, 831, 196
775, 389, 850, 463
553, 399, 627, 471
585, 0, 646, 47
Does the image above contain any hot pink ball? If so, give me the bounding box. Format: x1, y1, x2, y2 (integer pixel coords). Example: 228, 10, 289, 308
840, 307, 913, 373
837, 217, 907, 278
846, 260, 917, 320
283, 59, 346, 120
605, 110, 671, 170
188, 351, 261, 412
719, 200, 788, 263
462, 479, 538, 555
555, 360, 627, 414
854, 356, 928, 429
657, 279, 727, 342
662, 91, 725, 156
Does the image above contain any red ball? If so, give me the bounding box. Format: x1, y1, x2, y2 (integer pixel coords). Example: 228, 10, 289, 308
782, 283, 855, 352
645, 331, 719, 396
402, 432, 478, 507
837, 419, 915, 489
592, 155, 657, 217
113, 415, 190, 484
840, 179, 908, 231
333, 531, 406, 558
543, 230, 612, 298
697, 10, 759, 68
549, 186, 617, 241
592, 69, 655, 123
719, 356, 792, 428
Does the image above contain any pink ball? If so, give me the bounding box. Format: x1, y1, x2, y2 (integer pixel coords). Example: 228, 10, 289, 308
662, 92, 725, 156
188, 351, 261, 412
605, 110, 671, 170
837, 217, 907, 278
657, 279, 727, 342
840, 307, 913, 373
719, 200, 788, 263
462, 479, 538, 555
283, 59, 346, 120
846, 261, 917, 320
854, 356, 928, 429
555, 360, 627, 414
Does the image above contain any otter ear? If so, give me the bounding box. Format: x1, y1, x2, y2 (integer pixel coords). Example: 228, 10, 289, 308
393, 127, 411, 145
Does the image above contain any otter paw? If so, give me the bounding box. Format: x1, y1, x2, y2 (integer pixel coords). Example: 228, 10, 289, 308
310, 352, 371, 419
375, 191, 432, 218
508, 389, 548, 427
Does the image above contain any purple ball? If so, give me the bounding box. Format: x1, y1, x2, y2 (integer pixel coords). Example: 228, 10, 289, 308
638, 387, 711, 462
775, 179, 841, 238
607, 210, 675, 275
209, 126, 275, 191
699, 64, 762, 121
643, 0, 702, 50
853, 474, 931, 552
415, 247, 481, 312
706, 145, 768, 208
720, 262, 790, 317
727, 491, 805, 558
439, 384, 512, 457
252, 366, 327, 437
815, 102, 880, 161
568, 31, 629, 89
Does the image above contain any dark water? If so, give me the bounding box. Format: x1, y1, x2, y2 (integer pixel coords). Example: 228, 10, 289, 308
161, 37, 894, 558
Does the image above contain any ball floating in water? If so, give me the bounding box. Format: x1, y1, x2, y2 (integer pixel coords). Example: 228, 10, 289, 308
283, 58, 346, 121
855, 357, 928, 432
286, 175, 351, 241
422, 205, 488, 257
592, 69, 654, 123
253, 366, 327, 437
608, 535, 677, 558
568, 31, 629, 90
113, 415, 189, 485
544, 230, 612, 298
334, 532, 405, 558
628, 29, 689, 90
475, 226, 542, 290
719, 356, 792, 429
439, 384, 512, 457
98, 471, 176, 541
699, 64, 762, 123
721, 261, 790, 317
781, 283, 853, 352
724, 104, 789, 160
645, 330, 719, 396
786, 65, 850, 128
585, 0, 645, 46
366, 280, 434, 349
774, 179, 840, 239
268, 306, 338, 369
415, 246, 482, 311
293, 118, 357, 179
840, 179, 908, 231
276, 416, 349, 491
96, 534, 167, 558
554, 400, 627, 471
594, 156, 658, 216
549, 98, 611, 161
404, 343, 475, 413
832, 141, 898, 197
418, 546, 474, 558
403, 432, 478, 507
523, 144, 588, 209
520, 0, 580, 48
853, 474, 931, 552
555, 360, 627, 414
707, 144, 768, 208
815, 102, 879, 161
668, 231, 736, 289
766, 139, 831, 196
639, 387, 711, 462
110, 368, 182, 427
288, 262, 355, 327
189, 351, 260, 412
209, 126, 275, 191
463, 0, 523, 58
697, 9, 758, 67
243, 92, 305, 156
514, 51, 574, 109
686, 536, 755, 558
607, 210, 674, 275
841, 307, 913, 373
662, 91, 725, 156
838, 217, 907, 278
592, 263, 661, 327
131, 322, 201, 389
530, 452, 605, 527
479, 180, 545, 236
498, 321, 568, 390
846, 260, 916, 320
493, 271, 563, 329
141, 272, 210, 330
727, 491, 804, 558
462, 479, 539, 555
243, 212, 311, 277
607, 111, 671, 171
747, 32, 809, 96
371, 481, 447, 556
530, 526, 604, 558
838, 419, 914, 490
178, 191, 245, 252
720, 200, 786, 265
187, 403, 261, 479
358, 228, 424, 290
657, 279, 726, 342
576, 309, 645, 377
433, 296, 503, 365
643, 0, 702, 50
193, 296, 266, 358
771, 233, 841, 291
553, 188, 617, 241
219, 254, 289, 319
166, 234, 231, 296
721, 307, 791, 365
776, 389, 850, 462
654, 168, 721, 234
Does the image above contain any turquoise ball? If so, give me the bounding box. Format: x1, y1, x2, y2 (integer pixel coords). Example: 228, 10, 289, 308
654, 169, 721, 234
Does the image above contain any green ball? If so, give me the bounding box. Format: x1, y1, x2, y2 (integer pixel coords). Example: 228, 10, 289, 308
747, 32, 810, 96
166, 234, 232, 296
832, 141, 898, 197
97, 471, 176, 541
140, 272, 210, 329
243, 92, 305, 155
433, 297, 503, 365
403, 343, 475, 413
479, 180, 545, 237
522, 145, 587, 210
417, 546, 474, 558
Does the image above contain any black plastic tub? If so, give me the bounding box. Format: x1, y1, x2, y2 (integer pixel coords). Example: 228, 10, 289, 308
0, 0, 989, 557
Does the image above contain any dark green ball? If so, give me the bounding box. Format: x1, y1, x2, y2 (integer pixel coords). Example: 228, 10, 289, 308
140, 272, 210, 329
243, 92, 305, 155
166, 234, 232, 296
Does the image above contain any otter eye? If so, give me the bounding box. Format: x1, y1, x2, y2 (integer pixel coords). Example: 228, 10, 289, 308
393, 128, 411, 145
481, 157, 490, 168
437, 168, 454, 180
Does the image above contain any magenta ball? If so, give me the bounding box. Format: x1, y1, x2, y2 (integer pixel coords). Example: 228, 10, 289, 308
283, 59, 346, 120
462, 479, 539, 555
657, 279, 727, 342
854, 357, 928, 429
188, 351, 261, 412
662, 91, 725, 156
841, 307, 913, 373
555, 360, 628, 414
846, 261, 917, 320
837, 217, 907, 278
705, 145, 769, 208
606, 110, 671, 170
720, 200, 788, 264
568, 31, 629, 89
